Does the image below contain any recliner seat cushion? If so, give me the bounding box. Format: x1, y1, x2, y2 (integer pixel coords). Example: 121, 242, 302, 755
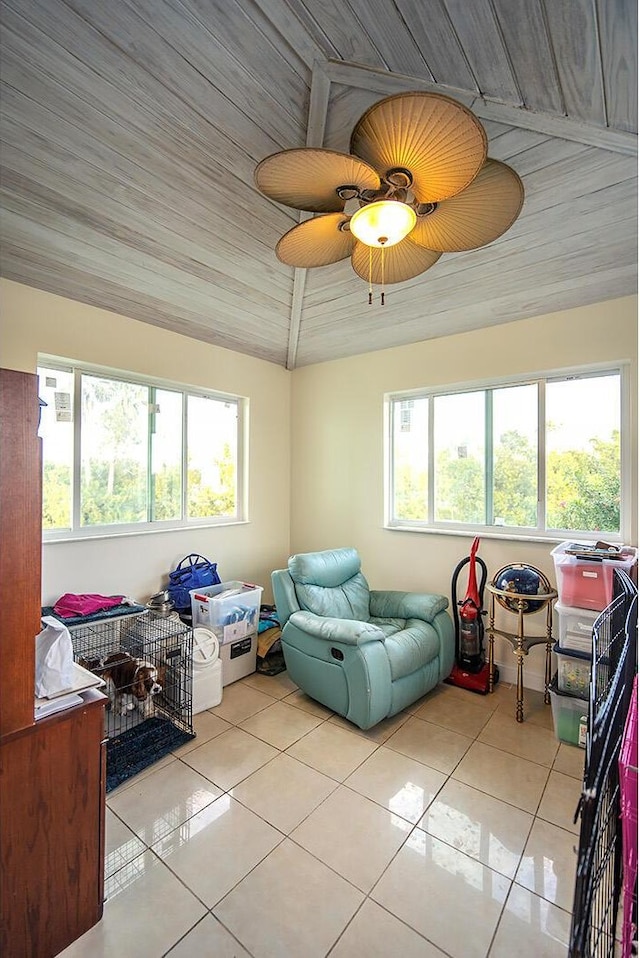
371, 617, 441, 680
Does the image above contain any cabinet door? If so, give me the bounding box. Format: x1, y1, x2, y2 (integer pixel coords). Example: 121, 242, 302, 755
0, 702, 106, 958
0, 369, 42, 737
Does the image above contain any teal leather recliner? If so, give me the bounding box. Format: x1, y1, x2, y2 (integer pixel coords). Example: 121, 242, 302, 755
271, 548, 455, 730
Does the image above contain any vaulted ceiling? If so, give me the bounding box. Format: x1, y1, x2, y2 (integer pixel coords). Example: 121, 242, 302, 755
0, 0, 637, 368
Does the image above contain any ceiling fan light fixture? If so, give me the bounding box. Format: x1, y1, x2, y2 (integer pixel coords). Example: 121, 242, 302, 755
349, 200, 417, 248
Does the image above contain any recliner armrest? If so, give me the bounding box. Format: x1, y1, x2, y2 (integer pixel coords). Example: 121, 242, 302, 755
289, 611, 385, 646
369, 590, 448, 622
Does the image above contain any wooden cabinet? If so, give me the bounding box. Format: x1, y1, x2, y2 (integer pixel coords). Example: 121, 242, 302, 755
0, 369, 106, 957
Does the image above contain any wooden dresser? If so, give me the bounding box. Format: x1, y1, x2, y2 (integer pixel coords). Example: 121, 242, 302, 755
0, 368, 106, 958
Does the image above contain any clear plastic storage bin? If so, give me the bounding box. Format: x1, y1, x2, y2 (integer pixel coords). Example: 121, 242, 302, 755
190, 580, 263, 643
553, 642, 591, 699
554, 602, 598, 654
549, 674, 589, 748
551, 542, 637, 612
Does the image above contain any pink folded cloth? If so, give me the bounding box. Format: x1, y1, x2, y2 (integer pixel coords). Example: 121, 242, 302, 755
52, 593, 125, 618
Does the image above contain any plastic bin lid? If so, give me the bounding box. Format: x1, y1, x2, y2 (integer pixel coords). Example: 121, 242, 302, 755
192, 627, 219, 666
553, 641, 592, 662
554, 600, 600, 616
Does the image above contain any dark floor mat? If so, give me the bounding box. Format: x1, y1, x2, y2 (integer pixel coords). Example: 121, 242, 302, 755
106, 717, 195, 792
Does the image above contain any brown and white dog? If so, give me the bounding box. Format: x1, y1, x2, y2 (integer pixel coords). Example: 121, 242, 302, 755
101, 652, 163, 718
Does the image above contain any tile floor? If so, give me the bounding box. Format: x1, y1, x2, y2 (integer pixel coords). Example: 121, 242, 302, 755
57, 674, 589, 958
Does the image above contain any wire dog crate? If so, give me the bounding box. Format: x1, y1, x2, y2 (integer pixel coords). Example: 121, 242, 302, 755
619, 676, 638, 958
69, 611, 194, 790
569, 568, 638, 958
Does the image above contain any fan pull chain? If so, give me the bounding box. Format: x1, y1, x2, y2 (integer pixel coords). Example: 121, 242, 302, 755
368, 247, 373, 305
381, 246, 385, 306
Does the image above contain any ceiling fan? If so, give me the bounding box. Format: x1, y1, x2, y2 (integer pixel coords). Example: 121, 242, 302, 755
255, 91, 524, 303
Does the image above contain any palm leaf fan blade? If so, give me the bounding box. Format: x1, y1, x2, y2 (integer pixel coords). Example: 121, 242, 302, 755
350, 92, 487, 204
255, 148, 380, 213
410, 159, 524, 252
276, 213, 354, 268
351, 239, 441, 285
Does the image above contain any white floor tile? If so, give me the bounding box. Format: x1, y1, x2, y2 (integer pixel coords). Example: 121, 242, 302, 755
537, 770, 582, 835
171, 710, 231, 757
515, 818, 579, 912
239, 700, 323, 749
104, 809, 146, 880
418, 779, 533, 879
108, 760, 222, 844
241, 670, 298, 699
214, 838, 364, 958
452, 741, 550, 813
209, 682, 278, 724
478, 710, 559, 767
371, 831, 510, 958
282, 688, 334, 718
56, 851, 206, 957
290, 785, 412, 892
552, 742, 586, 780
165, 913, 252, 957
489, 883, 571, 957
344, 745, 447, 823
329, 898, 447, 957
285, 722, 378, 781
181, 726, 279, 790
231, 752, 338, 833
151, 794, 282, 907
328, 709, 410, 743
384, 716, 473, 774
414, 686, 493, 738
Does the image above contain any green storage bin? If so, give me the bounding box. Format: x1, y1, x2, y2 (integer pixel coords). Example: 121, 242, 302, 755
549, 674, 588, 748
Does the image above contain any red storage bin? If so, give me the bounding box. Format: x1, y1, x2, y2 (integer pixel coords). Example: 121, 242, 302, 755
551, 542, 637, 611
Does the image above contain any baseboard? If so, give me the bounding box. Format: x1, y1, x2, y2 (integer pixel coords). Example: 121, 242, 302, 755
493, 658, 548, 693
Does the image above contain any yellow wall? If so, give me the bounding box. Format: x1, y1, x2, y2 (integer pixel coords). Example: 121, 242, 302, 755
2, 279, 637, 687
290, 297, 637, 686
0, 279, 291, 604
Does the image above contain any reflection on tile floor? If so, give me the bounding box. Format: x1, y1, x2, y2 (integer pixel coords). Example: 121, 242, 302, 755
58, 676, 590, 958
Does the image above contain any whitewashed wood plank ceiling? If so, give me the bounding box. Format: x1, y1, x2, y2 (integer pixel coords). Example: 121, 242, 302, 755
0, 0, 636, 368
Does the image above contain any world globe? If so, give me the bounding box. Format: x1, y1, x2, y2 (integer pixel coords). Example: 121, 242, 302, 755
492, 564, 552, 614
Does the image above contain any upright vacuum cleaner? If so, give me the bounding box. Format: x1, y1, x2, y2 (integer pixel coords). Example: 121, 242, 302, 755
446, 537, 498, 695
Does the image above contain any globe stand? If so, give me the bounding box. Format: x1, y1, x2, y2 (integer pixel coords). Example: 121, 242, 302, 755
487, 570, 557, 723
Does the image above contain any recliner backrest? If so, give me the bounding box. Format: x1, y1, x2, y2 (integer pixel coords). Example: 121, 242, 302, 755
288, 548, 371, 622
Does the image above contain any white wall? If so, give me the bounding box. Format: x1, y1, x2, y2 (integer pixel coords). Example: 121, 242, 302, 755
0, 280, 291, 605
290, 296, 638, 688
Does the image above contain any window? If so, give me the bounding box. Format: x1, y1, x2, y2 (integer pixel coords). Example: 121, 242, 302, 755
38, 361, 245, 538
387, 367, 628, 540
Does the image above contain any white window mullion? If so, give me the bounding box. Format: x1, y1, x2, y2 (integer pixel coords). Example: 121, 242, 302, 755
72, 370, 83, 531
182, 390, 189, 522
485, 390, 493, 526
537, 380, 546, 533
427, 395, 435, 524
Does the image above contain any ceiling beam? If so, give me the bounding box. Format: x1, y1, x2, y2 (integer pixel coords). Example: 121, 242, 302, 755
324, 60, 637, 156
285, 60, 331, 370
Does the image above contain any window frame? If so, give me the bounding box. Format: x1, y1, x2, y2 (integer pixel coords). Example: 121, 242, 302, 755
385, 361, 631, 543
38, 357, 248, 542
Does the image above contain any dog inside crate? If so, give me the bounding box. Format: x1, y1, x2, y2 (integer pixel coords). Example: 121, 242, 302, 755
70, 612, 194, 789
